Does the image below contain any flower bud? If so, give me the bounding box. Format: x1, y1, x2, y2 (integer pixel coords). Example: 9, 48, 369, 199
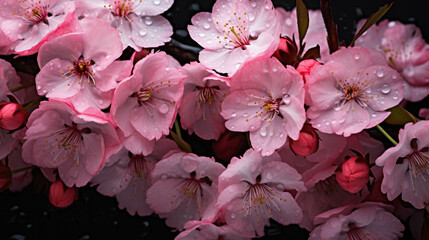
0, 102, 27, 130
0, 162, 12, 192
289, 124, 319, 157
273, 37, 298, 66
49, 180, 78, 208
336, 156, 370, 193
296, 59, 321, 83
212, 131, 247, 163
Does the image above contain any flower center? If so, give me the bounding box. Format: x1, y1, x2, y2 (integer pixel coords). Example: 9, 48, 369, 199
130, 154, 149, 178
63, 57, 95, 85
261, 98, 282, 122
347, 223, 374, 240
14, 0, 49, 24
404, 138, 429, 186
216, 11, 252, 49
196, 86, 221, 104
133, 88, 152, 105
334, 73, 376, 112
106, 0, 141, 20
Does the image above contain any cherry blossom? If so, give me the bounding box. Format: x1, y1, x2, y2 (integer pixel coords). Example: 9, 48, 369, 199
309, 202, 404, 240
22, 100, 121, 187
355, 20, 429, 102
221, 57, 306, 156
179, 62, 230, 140
306, 46, 404, 137
188, 0, 281, 75
376, 120, 429, 209
76, 0, 173, 51
146, 151, 225, 230
91, 138, 178, 216
216, 149, 305, 238
35, 18, 133, 112
0, 0, 79, 56
111, 51, 184, 154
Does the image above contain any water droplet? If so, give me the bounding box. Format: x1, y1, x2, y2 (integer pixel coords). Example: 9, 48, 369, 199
392, 94, 398, 100
250, 31, 258, 38
199, 32, 206, 38
365, 89, 371, 94
139, 29, 147, 36
251, 1, 257, 7
42, 89, 47, 94
231, 112, 237, 117
37, 86, 41, 90
243, 113, 248, 117
279, 133, 284, 138
354, 55, 360, 60
381, 84, 391, 94
371, 113, 377, 118
265, 23, 271, 28
235, 63, 241, 69
230, 213, 236, 219
376, 68, 384, 78
334, 102, 341, 111
203, 22, 210, 29
248, 13, 255, 21
283, 94, 291, 105
152, 0, 161, 5
392, 74, 397, 80
250, 126, 255, 130
265, 3, 271, 10
285, 18, 293, 26
388, 22, 396, 27
259, 127, 267, 137
316, 123, 321, 128
144, 17, 153, 25
266, 173, 272, 180
159, 104, 168, 114
161, 175, 167, 181
325, 121, 330, 126
272, 65, 278, 72
276, 184, 284, 191
206, 40, 213, 44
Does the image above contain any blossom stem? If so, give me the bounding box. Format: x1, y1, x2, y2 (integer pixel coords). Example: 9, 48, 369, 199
23, 96, 44, 111
376, 124, 398, 146
9, 82, 35, 92
174, 118, 182, 140
11, 166, 35, 175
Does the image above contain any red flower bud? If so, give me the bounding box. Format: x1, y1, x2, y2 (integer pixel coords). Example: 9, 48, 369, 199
289, 124, 319, 157
212, 131, 247, 163
0, 162, 12, 192
49, 180, 78, 208
0, 102, 27, 130
273, 37, 298, 66
296, 59, 321, 83
336, 156, 370, 194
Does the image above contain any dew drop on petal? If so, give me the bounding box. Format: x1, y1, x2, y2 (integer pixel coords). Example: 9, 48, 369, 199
250, 32, 258, 38
285, 18, 292, 26
231, 112, 237, 117
139, 29, 147, 36
37, 86, 41, 90
144, 17, 153, 25
251, 1, 257, 7
203, 23, 210, 29
259, 127, 267, 137
365, 89, 371, 94
392, 94, 399, 100
161, 175, 167, 181
152, 0, 161, 5
388, 22, 396, 27
250, 126, 255, 130
230, 213, 236, 219
283, 94, 291, 105
266, 173, 272, 180
316, 123, 322, 128
376, 68, 384, 78
235, 63, 242, 69
381, 84, 391, 94
199, 32, 206, 37
371, 113, 377, 118
279, 133, 284, 138
248, 13, 255, 21
354, 55, 360, 60
243, 113, 248, 117
264, 3, 271, 9
334, 102, 341, 111
159, 104, 168, 114
277, 184, 284, 191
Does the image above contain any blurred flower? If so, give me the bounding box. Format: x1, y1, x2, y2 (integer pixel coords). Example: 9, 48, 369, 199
49, 180, 78, 208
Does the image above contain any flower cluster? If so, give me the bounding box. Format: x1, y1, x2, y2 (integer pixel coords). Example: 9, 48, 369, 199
1, 0, 429, 239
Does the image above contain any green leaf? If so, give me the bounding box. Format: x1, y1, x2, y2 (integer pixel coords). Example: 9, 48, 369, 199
384, 105, 419, 125
296, 0, 309, 45
170, 130, 192, 153
350, 3, 393, 47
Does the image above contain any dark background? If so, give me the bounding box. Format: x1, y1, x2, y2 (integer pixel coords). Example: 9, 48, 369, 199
1, 0, 427, 239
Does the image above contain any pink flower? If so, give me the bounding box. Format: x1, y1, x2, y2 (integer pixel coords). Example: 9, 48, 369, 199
22, 100, 121, 187
309, 202, 404, 240
376, 120, 429, 209
336, 156, 370, 194
0, 0, 79, 56
273, 37, 299, 66
306, 46, 404, 137
111, 51, 184, 154
216, 149, 306, 238
0, 102, 27, 130
49, 180, 78, 208
276, 7, 329, 61
288, 124, 319, 157
76, 0, 173, 51
296, 59, 321, 83
221, 57, 306, 156
355, 20, 429, 102
91, 138, 178, 216
146, 151, 225, 230
179, 62, 230, 140
188, 0, 281, 75
36, 18, 133, 112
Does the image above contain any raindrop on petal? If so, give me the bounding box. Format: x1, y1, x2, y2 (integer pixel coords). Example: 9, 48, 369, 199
231, 112, 237, 117
283, 94, 291, 105
259, 127, 267, 137
153, 0, 161, 5
230, 213, 236, 219
139, 29, 147, 36
159, 104, 168, 114
376, 68, 384, 78
381, 84, 391, 94
203, 23, 210, 29
144, 17, 153, 25
285, 18, 293, 26
161, 175, 167, 181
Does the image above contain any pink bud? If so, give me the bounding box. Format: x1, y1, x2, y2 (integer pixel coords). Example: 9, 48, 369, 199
0, 162, 12, 192
49, 180, 78, 208
0, 102, 27, 130
336, 156, 370, 194
296, 59, 321, 83
273, 37, 298, 66
289, 124, 319, 157
212, 131, 247, 163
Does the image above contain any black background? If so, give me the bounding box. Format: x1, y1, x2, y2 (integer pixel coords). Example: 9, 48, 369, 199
1, 0, 428, 239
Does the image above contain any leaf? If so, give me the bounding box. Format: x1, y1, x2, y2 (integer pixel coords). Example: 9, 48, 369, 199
301, 45, 321, 60
384, 105, 419, 125
296, 0, 309, 45
350, 3, 393, 47
170, 130, 192, 153
319, 0, 339, 53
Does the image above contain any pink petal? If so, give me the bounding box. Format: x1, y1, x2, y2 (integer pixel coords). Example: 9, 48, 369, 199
249, 117, 287, 156
188, 12, 224, 50
129, 15, 172, 48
